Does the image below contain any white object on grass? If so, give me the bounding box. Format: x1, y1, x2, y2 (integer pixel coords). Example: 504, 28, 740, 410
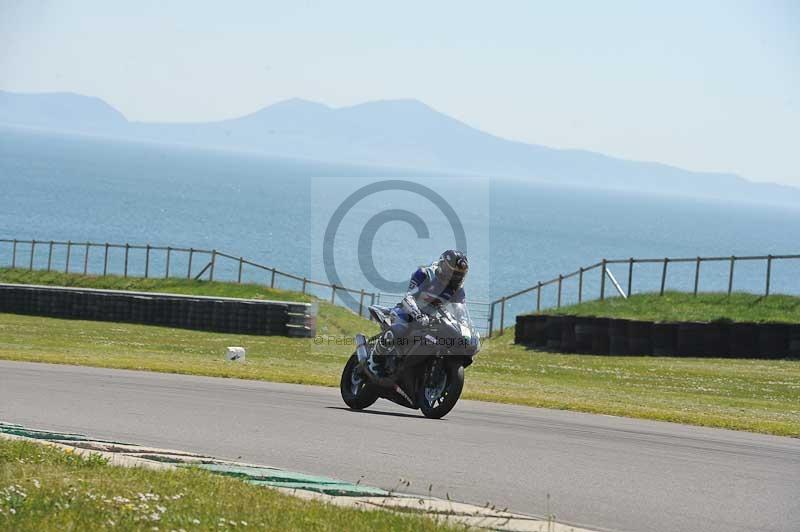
226, 347, 246, 361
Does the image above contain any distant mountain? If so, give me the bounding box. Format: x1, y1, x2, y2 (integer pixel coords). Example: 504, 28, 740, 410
0, 91, 127, 132
1, 90, 797, 205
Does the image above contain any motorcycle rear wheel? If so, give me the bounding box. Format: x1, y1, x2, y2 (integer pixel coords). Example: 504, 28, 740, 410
417, 360, 464, 419
340, 353, 380, 410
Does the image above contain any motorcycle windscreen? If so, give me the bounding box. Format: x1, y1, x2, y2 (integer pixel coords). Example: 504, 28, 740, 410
446, 302, 481, 350
445, 302, 468, 322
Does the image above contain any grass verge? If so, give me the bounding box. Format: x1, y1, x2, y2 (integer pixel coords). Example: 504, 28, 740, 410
1, 270, 798, 437
544, 291, 800, 323
0, 438, 447, 531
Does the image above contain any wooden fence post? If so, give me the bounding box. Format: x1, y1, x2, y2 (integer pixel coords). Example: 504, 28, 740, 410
487, 302, 494, 338
359, 289, 365, 317
370, 292, 376, 306
557, 275, 563, 308
536, 281, 542, 312
330, 285, 336, 304
209, 250, 216, 281
47, 241, 54, 272
270, 268, 276, 288
302, 277, 307, 294
165, 247, 171, 278
66, 240, 72, 273
102, 243, 108, 275
765, 255, 772, 296
499, 296, 506, 335
627, 258, 634, 296
728, 256, 735, 296
693, 257, 701, 296
578, 267, 583, 303
29, 239, 36, 271
123, 243, 129, 278
187, 248, 194, 279
238, 257, 244, 283
11, 239, 17, 269
660, 257, 668, 296
83, 242, 89, 274
144, 244, 151, 278
600, 259, 607, 301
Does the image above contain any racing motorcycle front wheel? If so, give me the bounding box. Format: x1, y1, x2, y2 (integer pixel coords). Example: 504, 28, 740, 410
417, 358, 464, 419
340, 353, 380, 410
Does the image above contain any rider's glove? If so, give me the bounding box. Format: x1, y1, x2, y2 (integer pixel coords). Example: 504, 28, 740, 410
417, 315, 430, 327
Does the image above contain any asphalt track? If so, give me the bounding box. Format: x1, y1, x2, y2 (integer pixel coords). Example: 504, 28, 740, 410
1, 360, 798, 532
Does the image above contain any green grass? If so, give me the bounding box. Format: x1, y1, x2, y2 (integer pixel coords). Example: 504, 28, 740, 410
474, 331, 800, 436
543, 291, 800, 323
0, 267, 312, 301
1, 269, 799, 437
0, 438, 448, 531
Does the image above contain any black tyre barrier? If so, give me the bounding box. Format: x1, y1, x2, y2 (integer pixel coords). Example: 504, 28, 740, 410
608, 319, 629, 355
515, 314, 797, 359
534, 316, 549, 347
729, 323, 758, 358
758, 324, 789, 358
574, 317, 594, 353
652, 322, 678, 356
790, 328, 800, 358
702, 322, 730, 358
560, 316, 577, 353
628, 320, 653, 355
545, 315, 562, 350
677, 322, 705, 357
515, 314, 547, 347
0, 283, 316, 337
515, 314, 541, 345
591, 318, 610, 355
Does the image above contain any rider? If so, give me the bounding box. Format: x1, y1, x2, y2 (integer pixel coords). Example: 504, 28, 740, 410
368, 250, 469, 377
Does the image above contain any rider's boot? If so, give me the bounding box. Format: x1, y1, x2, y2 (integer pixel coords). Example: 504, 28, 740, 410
367, 330, 395, 378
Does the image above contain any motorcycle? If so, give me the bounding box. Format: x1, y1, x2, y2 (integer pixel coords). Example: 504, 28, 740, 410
340, 301, 480, 419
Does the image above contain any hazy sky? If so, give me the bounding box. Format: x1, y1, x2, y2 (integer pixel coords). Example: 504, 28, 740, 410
1, 1, 798, 186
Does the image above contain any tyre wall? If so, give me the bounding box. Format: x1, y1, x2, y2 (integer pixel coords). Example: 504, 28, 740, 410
0, 283, 316, 337
515, 314, 798, 359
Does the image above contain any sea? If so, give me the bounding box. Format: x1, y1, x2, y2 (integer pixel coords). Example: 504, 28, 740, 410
2, 125, 798, 324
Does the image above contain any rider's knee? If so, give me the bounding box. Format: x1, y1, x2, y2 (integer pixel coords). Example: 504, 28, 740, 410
390, 321, 408, 339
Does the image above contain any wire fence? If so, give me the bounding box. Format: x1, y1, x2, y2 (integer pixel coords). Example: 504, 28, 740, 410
488, 253, 800, 337
0, 238, 382, 317
0, 238, 492, 332
5, 238, 795, 338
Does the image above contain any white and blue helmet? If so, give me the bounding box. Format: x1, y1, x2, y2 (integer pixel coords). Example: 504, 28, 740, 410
436, 250, 468, 290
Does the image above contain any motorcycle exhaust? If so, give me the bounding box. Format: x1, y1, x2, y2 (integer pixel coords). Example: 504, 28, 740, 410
355, 334, 369, 363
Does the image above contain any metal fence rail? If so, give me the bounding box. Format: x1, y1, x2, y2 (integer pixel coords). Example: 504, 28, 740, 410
0, 238, 383, 318
6, 238, 794, 338
0, 238, 494, 330
488, 253, 800, 337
